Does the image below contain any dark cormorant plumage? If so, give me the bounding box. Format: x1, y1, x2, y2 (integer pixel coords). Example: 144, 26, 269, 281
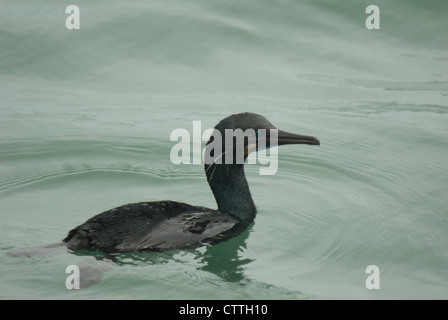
64, 113, 319, 253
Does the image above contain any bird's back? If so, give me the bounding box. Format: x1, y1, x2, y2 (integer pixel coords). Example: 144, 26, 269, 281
64, 201, 240, 253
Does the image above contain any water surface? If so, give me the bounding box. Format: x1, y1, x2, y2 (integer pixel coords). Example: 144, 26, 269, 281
1, 0, 447, 299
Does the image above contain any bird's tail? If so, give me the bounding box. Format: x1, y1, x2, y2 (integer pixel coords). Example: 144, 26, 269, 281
7, 242, 67, 258
8, 242, 114, 289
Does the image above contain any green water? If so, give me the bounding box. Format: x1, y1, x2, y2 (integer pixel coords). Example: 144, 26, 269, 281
1, 0, 447, 299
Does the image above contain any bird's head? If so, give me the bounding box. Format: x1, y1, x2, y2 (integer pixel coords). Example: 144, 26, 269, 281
205, 112, 319, 165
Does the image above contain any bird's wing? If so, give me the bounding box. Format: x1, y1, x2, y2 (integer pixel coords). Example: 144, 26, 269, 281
116, 211, 238, 252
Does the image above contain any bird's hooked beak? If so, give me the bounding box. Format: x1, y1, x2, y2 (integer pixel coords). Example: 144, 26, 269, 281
247, 129, 320, 154
277, 130, 320, 146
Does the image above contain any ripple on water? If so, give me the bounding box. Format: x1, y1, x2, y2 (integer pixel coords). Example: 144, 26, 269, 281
0, 137, 204, 196
253, 115, 448, 285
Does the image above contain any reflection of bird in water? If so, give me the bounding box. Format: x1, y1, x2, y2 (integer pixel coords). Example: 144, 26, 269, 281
199, 224, 254, 283
64, 113, 320, 253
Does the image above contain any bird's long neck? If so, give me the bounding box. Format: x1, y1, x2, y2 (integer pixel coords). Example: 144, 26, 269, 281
205, 162, 256, 224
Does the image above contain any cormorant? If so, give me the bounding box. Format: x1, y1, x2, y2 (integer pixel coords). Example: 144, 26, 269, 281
63, 112, 320, 253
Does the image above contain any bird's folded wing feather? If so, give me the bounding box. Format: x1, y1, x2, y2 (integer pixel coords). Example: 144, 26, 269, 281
116, 212, 238, 251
